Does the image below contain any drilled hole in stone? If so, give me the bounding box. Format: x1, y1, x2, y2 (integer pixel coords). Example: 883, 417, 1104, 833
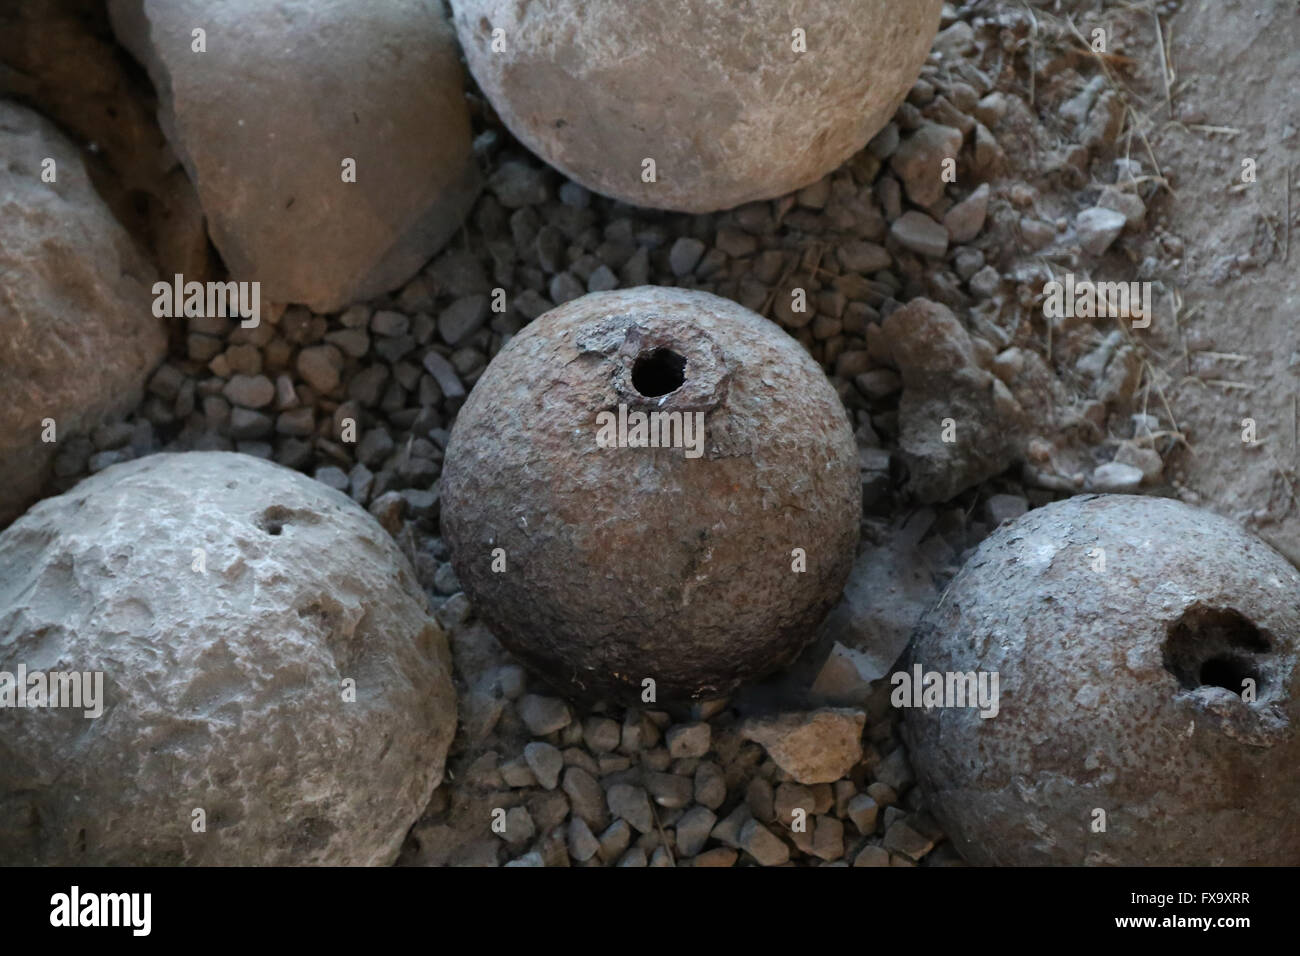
632, 348, 686, 397
1199, 654, 1260, 693
259, 505, 291, 536
1163, 605, 1270, 693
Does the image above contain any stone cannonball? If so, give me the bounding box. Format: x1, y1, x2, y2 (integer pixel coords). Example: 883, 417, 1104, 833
441, 287, 861, 703
901, 494, 1300, 865
450, 0, 944, 212
0, 452, 457, 865
0, 101, 166, 527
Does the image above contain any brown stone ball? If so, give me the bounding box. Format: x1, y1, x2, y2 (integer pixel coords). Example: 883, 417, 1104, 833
441, 288, 860, 703
901, 494, 1300, 865
449, 0, 944, 212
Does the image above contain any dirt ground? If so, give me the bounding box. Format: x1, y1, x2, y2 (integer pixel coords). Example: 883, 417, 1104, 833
1147, 0, 1300, 562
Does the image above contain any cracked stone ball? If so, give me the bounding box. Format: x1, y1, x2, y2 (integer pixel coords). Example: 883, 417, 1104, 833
449, 0, 944, 212
441, 287, 860, 703
901, 494, 1300, 865
0, 452, 457, 865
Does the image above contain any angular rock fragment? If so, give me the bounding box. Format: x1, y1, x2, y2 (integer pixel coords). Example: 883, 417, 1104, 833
109, 0, 480, 312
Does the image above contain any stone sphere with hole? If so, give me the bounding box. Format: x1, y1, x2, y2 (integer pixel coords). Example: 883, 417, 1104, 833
900, 494, 1300, 865
0, 452, 457, 865
449, 0, 944, 212
441, 287, 860, 703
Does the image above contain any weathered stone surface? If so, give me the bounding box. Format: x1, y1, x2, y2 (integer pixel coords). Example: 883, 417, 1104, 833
881, 299, 1024, 502
0, 452, 457, 865
450, 0, 943, 212
0, 101, 165, 527
109, 0, 480, 312
739, 708, 866, 784
0, 1, 212, 280
442, 288, 860, 702
903, 494, 1300, 865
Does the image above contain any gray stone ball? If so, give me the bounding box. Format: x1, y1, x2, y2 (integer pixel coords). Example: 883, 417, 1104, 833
441, 287, 861, 703
902, 494, 1300, 865
0, 452, 457, 865
450, 0, 944, 212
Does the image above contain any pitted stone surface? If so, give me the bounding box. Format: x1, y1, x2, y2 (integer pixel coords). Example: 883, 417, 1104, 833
0, 101, 165, 527
902, 494, 1300, 865
442, 287, 860, 702
0, 451, 457, 865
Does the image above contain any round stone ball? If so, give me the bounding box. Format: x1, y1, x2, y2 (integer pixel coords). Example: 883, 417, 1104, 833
441, 287, 861, 703
0, 101, 166, 527
0, 452, 457, 865
450, 0, 944, 212
901, 494, 1300, 866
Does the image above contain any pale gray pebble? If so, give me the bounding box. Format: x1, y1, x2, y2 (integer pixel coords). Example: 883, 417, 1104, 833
432, 562, 461, 596
516, 694, 572, 736
312, 465, 349, 492
420, 350, 465, 399
644, 770, 693, 809
847, 793, 880, 834
505, 850, 544, 867
668, 236, 706, 277
370, 310, 409, 337
498, 806, 535, 846
222, 374, 275, 409
598, 819, 632, 861
276, 406, 315, 437
499, 756, 536, 788
523, 741, 563, 790
606, 783, 654, 834
739, 819, 790, 866
582, 716, 621, 753
693, 761, 726, 810
853, 844, 891, 867
439, 295, 489, 346
548, 271, 585, 305
665, 722, 711, 759
969, 264, 1001, 298
618, 847, 648, 867
587, 264, 619, 292
890, 211, 949, 258
674, 805, 717, 857
567, 817, 600, 861
562, 767, 608, 828
649, 846, 673, 867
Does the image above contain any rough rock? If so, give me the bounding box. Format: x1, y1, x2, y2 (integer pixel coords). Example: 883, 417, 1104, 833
1076, 206, 1127, 256
0, 452, 456, 864
903, 494, 1300, 865
441, 288, 861, 703
890, 123, 963, 207
739, 709, 866, 784
817, 518, 938, 686
0, 101, 166, 526
881, 299, 1024, 503
108, 0, 480, 312
450, 0, 943, 212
